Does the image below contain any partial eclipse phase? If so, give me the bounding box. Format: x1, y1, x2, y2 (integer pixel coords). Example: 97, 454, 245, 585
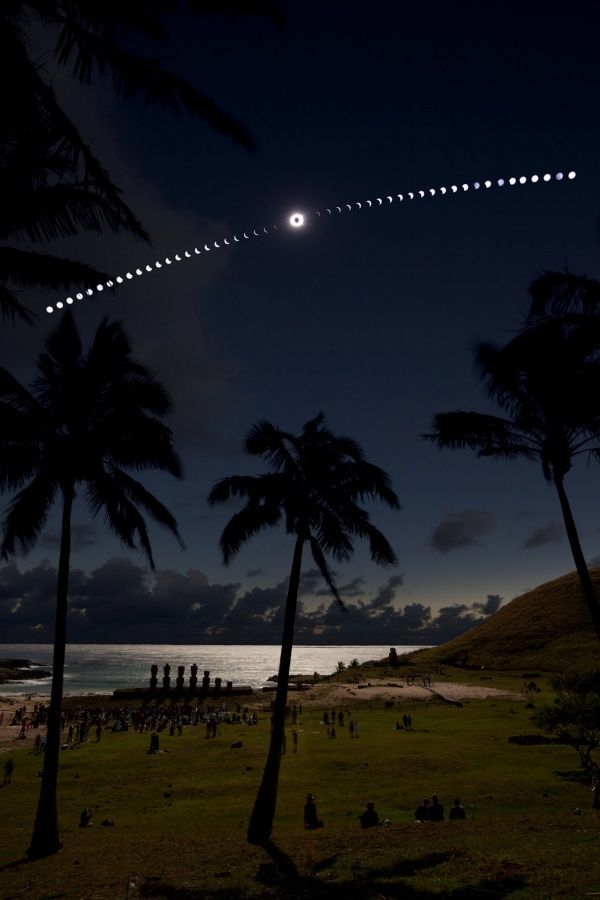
46, 168, 576, 313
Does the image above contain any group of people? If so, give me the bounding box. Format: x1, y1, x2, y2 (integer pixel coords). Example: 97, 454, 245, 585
303, 793, 465, 830
415, 795, 466, 821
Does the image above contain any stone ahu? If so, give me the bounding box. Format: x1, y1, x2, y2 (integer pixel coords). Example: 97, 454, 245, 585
112, 664, 252, 700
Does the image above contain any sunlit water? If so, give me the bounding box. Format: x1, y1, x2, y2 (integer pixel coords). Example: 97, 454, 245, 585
0, 643, 429, 695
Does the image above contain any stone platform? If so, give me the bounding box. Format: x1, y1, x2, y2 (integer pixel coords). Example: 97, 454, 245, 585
112, 685, 253, 701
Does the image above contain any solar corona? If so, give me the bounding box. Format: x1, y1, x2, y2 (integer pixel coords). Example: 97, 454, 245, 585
45, 169, 577, 314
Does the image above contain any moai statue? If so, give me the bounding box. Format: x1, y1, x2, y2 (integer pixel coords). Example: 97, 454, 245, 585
150, 664, 158, 691
162, 663, 171, 691
226, 681, 233, 691
202, 670, 210, 691
189, 664, 198, 692
176, 666, 185, 692
214, 677, 222, 693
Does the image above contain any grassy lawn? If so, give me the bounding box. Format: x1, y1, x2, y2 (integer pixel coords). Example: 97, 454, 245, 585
1, 690, 599, 899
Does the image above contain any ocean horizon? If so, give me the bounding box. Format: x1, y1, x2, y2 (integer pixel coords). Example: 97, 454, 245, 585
0, 643, 430, 695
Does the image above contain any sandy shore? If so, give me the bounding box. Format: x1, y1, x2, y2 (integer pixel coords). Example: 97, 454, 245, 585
0, 679, 519, 752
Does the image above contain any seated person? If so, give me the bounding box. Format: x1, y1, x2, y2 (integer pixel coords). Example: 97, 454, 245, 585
449, 798, 466, 820
79, 807, 93, 827
430, 794, 445, 821
359, 801, 380, 828
415, 798, 431, 821
304, 793, 324, 829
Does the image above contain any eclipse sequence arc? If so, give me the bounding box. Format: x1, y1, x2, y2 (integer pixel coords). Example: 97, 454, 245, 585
46, 169, 576, 314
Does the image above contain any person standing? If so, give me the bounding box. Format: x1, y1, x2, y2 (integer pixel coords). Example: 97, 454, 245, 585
2, 758, 14, 785
292, 728, 298, 753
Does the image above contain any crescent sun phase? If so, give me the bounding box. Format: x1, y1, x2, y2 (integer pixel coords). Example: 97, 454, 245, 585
46, 169, 576, 313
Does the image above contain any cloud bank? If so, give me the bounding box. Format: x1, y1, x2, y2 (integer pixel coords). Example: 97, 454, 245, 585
0, 559, 503, 645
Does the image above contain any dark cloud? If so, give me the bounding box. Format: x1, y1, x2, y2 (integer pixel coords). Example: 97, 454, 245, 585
431, 510, 494, 553
522, 522, 563, 549
246, 568, 265, 578
472, 594, 503, 616
0, 561, 502, 645
588, 555, 600, 569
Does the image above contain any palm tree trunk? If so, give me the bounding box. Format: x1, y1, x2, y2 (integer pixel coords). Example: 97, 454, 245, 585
553, 473, 600, 640
28, 483, 74, 859
247, 535, 304, 845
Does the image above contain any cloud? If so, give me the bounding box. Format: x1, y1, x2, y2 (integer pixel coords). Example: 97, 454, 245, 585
522, 522, 563, 549
246, 568, 265, 578
431, 509, 494, 553
472, 594, 503, 616
0, 560, 503, 646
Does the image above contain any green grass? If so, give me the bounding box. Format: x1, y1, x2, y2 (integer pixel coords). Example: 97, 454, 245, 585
2, 689, 600, 899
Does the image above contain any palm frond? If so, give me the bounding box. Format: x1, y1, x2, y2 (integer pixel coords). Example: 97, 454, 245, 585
109, 466, 184, 548
425, 410, 538, 460
0, 246, 109, 290
104, 418, 182, 477
2, 183, 143, 242
312, 507, 353, 562
0, 284, 35, 325
25, 63, 151, 241
54, 19, 255, 150
1, 473, 57, 558
85, 470, 156, 569
219, 503, 282, 564
528, 271, 600, 318
308, 537, 347, 612
208, 474, 278, 506
245, 420, 299, 470
363, 522, 398, 566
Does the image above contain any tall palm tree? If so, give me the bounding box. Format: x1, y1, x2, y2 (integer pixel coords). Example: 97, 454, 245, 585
424, 315, 600, 639
208, 413, 399, 845
0, 311, 184, 858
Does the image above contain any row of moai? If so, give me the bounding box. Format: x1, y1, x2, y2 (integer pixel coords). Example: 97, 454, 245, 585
149, 664, 233, 693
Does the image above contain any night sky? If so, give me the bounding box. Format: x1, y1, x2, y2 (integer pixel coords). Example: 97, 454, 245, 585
2, 1, 600, 644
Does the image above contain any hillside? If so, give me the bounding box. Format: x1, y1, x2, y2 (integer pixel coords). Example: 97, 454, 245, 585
409, 568, 600, 673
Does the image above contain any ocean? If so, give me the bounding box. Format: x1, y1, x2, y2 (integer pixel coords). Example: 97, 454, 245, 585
0, 643, 428, 695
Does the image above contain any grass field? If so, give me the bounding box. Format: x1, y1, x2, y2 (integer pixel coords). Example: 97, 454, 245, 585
1, 682, 599, 900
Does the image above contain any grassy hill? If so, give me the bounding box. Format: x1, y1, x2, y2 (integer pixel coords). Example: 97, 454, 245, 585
409, 568, 600, 673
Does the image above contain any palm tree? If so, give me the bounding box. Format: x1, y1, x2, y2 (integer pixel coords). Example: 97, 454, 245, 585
527, 271, 600, 319
208, 413, 399, 845
0, 2, 282, 322
0, 96, 146, 324
424, 315, 600, 639
0, 311, 184, 858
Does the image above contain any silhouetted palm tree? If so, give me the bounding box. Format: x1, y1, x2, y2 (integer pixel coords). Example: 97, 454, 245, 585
0, 2, 282, 322
0, 311, 184, 858
527, 271, 600, 319
208, 413, 399, 845
425, 316, 600, 639
0, 100, 143, 324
